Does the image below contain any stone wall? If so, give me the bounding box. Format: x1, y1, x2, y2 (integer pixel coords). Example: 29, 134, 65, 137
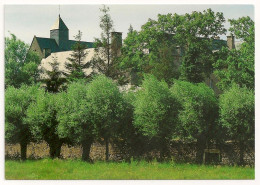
5, 141, 254, 166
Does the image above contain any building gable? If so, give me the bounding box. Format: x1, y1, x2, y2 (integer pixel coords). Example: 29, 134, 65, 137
29, 36, 44, 58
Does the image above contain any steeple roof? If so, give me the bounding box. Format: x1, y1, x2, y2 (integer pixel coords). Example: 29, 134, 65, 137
50, 15, 68, 30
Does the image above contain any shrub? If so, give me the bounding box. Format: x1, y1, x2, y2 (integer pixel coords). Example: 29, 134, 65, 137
57, 80, 94, 161
219, 84, 254, 165
26, 92, 65, 158
86, 75, 125, 161
171, 80, 218, 163
5, 84, 41, 160
133, 75, 179, 159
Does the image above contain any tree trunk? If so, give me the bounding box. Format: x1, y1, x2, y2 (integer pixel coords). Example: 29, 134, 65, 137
82, 138, 93, 162
20, 141, 27, 160
55, 142, 62, 158
49, 142, 63, 158
105, 138, 109, 161
159, 138, 169, 161
196, 135, 207, 164
239, 141, 245, 166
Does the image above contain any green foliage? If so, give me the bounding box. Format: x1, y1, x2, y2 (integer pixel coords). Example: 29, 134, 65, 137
171, 80, 218, 163
57, 80, 94, 161
133, 75, 179, 158
229, 16, 254, 43
26, 92, 64, 158
171, 80, 218, 140
121, 19, 180, 85
121, 9, 226, 85
178, 9, 226, 83
5, 84, 41, 144
213, 17, 254, 91
5, 84, 41, 160
113, 90, 147, 158
91, 5, 119, 80
180, 40, 215, 83
120, 26, 144, 85
5, 33, 41, 88
86, 75, 125, 160
41, 55, 66, 93
219, 85, 254, 142
64, 30, 90, 82
219, 84, 254, 165
57, 80, 92, 143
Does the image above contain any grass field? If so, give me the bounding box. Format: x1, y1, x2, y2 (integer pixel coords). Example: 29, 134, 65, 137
5, 159, 254, 180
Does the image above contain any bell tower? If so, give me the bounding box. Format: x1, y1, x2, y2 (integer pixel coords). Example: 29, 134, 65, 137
50, 14, 69, 51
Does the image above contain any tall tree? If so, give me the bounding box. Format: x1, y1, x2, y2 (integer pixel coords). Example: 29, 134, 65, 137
41, 55, 66, 93
57, 81, 95, 161
86, 75, 125, 161
120, 25, 143, 85
219, 84, 254, 165
5, 84, 41, 160
133, 75, 179, 160
176, 9, 226, 83
90, 5, 113, 77
120, 9, 226, 85
5, 33, 41, 88
213, 16, 254, 90
90, 5, 124, 83
171, 80, 219, 164
64, 30, 90, 82
26, 92, 65, 158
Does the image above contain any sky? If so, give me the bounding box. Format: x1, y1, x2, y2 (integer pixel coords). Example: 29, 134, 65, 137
4, 4, 254, 45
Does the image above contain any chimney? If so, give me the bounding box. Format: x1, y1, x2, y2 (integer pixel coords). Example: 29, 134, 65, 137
227, 34, 235, 50
111, 32, 122, 56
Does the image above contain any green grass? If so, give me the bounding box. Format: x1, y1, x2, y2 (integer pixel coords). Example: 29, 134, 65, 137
5, 159, 254, 180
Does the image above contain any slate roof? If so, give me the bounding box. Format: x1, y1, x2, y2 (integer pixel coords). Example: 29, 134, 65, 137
66, 40, 94, 50
51, 15, 68, 30
35, 37, 94, 53
212, 39, 227, 51
35, 37, 60, 52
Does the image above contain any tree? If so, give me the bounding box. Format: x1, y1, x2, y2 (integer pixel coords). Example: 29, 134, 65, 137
219, 84, 254, 165
64, 30, 90, 82
5, 33, 41, 88
41, 55, 66, 93
213, 16, 254, 90
90, 5, 124, 82
121, 18, 181, 85
57, 81, 94, 161
90, 5, 113, 77
5, 84, 41, 160
171, 80, 218, 163
120, 25, 143, 85
177, 9, 226, 83
133, 75, 179, 159
26, 92, 65, 158
86, 75, 124, 161
121, 9, 226, 85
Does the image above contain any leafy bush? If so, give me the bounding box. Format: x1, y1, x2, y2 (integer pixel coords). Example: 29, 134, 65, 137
57, 80, 94, 161
171, 80, 218, 163
86, 75, 125, 161
133, 75, 179, 159
26, 92, 65, 158
219, 84, 254, 165
5, 84, 41, 160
